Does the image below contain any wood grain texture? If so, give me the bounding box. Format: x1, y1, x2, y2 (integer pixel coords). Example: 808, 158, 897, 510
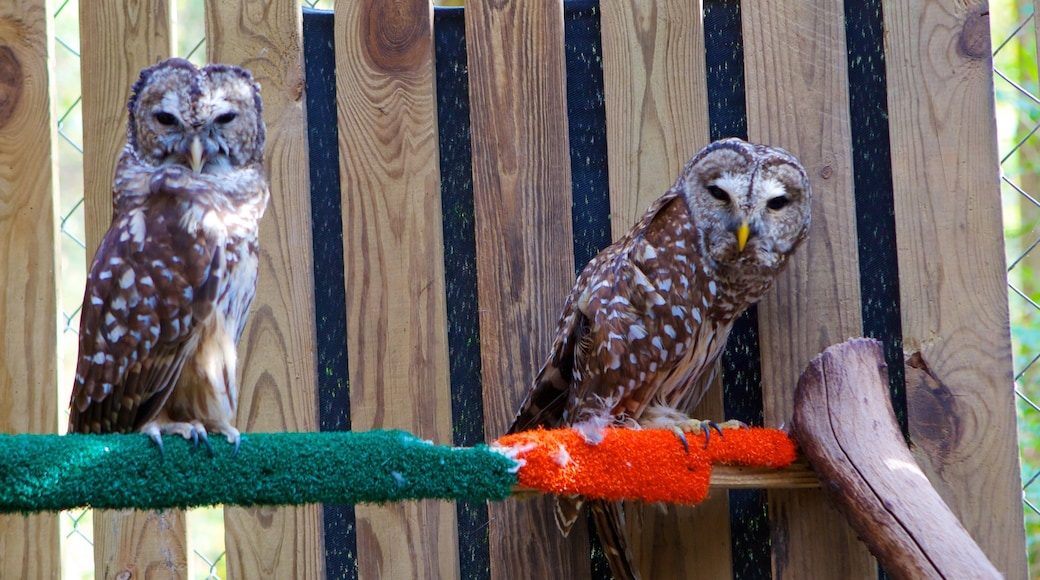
465, 1, 588, 578
334, 1, 459, 577
78, 1, 184, 576
882, 2, 1027, 577
205, 2, 323, 579
741, 0, 876, 577
600, 0, 710, 237
0, 2, 60, 578
599, 4, 725, 576
94, 510, 187, 579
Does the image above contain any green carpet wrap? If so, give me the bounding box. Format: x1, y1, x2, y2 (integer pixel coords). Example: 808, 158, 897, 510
0, 430, 519, 513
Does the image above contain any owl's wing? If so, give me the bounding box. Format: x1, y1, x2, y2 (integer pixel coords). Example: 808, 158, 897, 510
68, 172, 224, 434
507, 290, 589, 433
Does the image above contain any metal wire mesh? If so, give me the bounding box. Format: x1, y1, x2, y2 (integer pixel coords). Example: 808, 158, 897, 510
992, 1, 1040, 573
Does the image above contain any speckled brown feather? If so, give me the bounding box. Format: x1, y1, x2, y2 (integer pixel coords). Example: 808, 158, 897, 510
507, 138, 812, 578
68, 58, 268, 443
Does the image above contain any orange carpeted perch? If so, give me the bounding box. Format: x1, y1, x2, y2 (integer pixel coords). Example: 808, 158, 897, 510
494, 427, 797, 505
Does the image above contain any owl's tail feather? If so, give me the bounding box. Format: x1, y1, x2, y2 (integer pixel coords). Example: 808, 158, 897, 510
554, 494, 583, 536
589, 499, 641, 580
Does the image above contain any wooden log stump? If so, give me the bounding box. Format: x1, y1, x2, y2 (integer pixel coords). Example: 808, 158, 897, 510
791, 338, 1000, 579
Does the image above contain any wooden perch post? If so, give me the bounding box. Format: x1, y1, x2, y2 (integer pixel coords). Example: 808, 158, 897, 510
791, 338, 1001, 579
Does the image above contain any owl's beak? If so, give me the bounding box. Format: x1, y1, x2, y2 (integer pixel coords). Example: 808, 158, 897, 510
736, 222, 750, 252
189, 137, 204, 175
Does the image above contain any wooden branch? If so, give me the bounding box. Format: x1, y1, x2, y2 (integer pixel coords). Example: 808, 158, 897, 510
791, 338, 1001, 579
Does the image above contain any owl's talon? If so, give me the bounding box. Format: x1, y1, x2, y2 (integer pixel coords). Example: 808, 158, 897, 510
223, 429, 242, 457
148, 432, 166, 458
198, 430, 213, 457
671, 426, 691, 453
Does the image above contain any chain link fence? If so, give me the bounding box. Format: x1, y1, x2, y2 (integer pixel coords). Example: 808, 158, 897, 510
992, 0, 1040, 572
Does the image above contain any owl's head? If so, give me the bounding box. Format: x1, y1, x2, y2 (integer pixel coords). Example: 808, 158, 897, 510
127, 58, 265, 174
678, 138, 812, 271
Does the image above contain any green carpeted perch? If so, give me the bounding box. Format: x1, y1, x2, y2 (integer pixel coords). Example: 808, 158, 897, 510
0, 431, 519, 513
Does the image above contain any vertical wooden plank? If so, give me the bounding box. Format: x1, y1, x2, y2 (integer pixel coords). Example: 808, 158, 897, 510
883, 1, 1028, 577
80, 0, 172, 253
335, 1, 459, 578
601, 0, 710, 235
0, 2, 60, 577
77, 2, 186, 577
599, 1, 731, 577
741, 0, 876, 577
465, 1, 587, 578
205, 2, 324, 579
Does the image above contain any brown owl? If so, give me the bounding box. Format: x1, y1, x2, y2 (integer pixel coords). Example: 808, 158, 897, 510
507, 138, 812, 579
67, 58, 269, 456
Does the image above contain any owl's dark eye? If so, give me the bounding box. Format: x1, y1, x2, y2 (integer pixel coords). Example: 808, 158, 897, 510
767, 196, 790, 210
153, 111, 178, 126
706, 185, 730, 203
215, 112, 238, 124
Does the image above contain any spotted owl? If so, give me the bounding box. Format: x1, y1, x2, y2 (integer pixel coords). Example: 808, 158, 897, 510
507, 138, 812, 579
67, 58, 269, 455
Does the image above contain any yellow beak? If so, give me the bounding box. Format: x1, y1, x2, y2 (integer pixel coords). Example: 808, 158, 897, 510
189, 137, 203, 175
736, 222, 750, 252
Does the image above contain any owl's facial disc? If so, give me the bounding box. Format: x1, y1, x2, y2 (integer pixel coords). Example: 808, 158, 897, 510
703, 172, 756, 259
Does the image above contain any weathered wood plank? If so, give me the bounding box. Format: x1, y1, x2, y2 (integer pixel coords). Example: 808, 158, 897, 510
600, 0, 710, 236
599, 2, 729, 577
204, 1, 324, 578
465, 1, 588, 578
0, 2, 60, 578
94, 510, 187, 579
335, 1, 459, 577
883, 2, 1028, 577
78, 1, 184, 576
741, 0, 876, 576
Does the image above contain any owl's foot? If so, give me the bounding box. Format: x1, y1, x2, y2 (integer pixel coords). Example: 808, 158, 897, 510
140, 420, 213, 457
670, 419, 748, 452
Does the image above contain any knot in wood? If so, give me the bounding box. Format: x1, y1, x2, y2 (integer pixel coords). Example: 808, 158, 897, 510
0, 46, 23, 128
958, 7, 990, 59
365, 0, 429, 72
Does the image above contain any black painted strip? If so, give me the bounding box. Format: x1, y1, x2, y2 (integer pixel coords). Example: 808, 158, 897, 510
302, 8, 357, 580
844, 0, 906, 438
561, 4, 614, 577
433, 7, 492, 580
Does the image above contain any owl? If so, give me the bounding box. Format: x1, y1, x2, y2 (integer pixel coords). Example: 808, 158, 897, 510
67, 58, 269, 456
507, 138, 812, 579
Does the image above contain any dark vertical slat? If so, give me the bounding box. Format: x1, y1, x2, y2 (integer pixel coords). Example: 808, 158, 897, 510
434, 7, 491, 580
564, 1, 611, 272
843, 0, 906, 436
302, 9, 357, 580
561, 3, 612, 577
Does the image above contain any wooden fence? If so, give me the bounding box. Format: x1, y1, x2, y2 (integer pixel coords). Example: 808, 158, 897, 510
0, 0, 1028, 578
